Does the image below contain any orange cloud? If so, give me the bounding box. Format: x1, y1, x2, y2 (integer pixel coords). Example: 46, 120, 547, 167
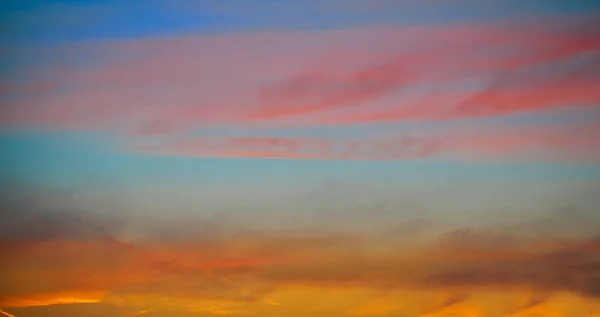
0, 309, 17, 317
2, 232, 600, 316
0, 292, 103, 308
2, 220, 600, 309
2, 182, 600, 316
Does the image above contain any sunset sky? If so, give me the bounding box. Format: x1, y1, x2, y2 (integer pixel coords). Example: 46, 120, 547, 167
1, 0, 600, 316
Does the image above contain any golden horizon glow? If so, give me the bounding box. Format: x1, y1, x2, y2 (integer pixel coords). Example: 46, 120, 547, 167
2, 227, 600, 316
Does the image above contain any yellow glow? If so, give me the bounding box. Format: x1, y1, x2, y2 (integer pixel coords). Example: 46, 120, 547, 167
0, 292, 104, 308
2, 230, 599, 316
0, 309, 17, 317
2, 288, 600, 316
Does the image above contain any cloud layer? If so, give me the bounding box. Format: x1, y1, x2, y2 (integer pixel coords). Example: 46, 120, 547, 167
2, 13, 599, 162
2, 182, 600, 316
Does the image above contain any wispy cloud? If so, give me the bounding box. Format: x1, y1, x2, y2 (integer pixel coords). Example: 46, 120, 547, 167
126, 122, 600, 162
2, 14, 599, 133
2, 13, 598, 166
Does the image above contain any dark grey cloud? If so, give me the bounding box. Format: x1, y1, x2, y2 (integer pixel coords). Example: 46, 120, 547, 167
0, 189, 124, 243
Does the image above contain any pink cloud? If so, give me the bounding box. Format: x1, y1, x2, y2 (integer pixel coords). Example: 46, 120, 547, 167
302, 72, 600, 126
125, 122, 600, 162
250, 31, 600, 125
128, 136, 439, 160
2, 14, 599, 134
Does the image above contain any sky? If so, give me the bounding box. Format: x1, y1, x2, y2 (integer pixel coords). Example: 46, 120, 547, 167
1, 0, 600, 316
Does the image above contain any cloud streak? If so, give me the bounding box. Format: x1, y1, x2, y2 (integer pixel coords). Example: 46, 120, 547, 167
127, 122, 600, 162
2, 14, 599, 134
0, 309, 16, 317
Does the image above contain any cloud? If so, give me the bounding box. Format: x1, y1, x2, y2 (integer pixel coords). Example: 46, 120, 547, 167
262, 48, 600, 126
2, 302, 124, 317
252, 53, 427, 120
0, 187, 127, 259
250, 231, 600, 297
127, 135, 439, 160
247, 14, 600, 124
421, 233, 600, 297
1, 14, 599, 134
126, 121, 600, 162
1, 181, 600, 316
7, 224, 598, 313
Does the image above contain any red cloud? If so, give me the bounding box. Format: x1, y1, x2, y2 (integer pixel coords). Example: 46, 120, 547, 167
306, 75, 600, 126
251, 31, 600, 125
